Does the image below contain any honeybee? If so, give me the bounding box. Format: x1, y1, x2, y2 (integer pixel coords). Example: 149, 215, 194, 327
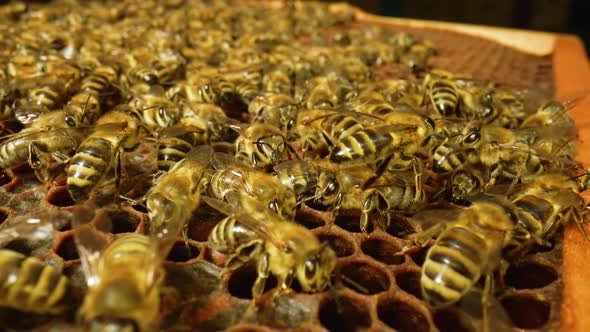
248, 93, 299, 133
208, 152, 297, 220
520, 99, 576, 129
147, 145, 214, 236
128, 84, 180, 131
273, 160, 341, 207
374, 79, 424, 106
125, 56, 184, 87
449, 168, 486, 204
204, 190, 337, 298
402, 41, 436, 72
73, 208, 179, 332
24, 78, 70, 111
67, 105, 144, 202
423, 70, 459, 117
432, 118, 573, 186
0, 126, 87, 182
64, 65, 120, 126
304, 73, 352, 110
418, 198, 516, 307
262, 65, 293, 95
504, 172, 588, 259
292, 108, 366, 153
359, 170, 428, 232
222, 64, 262, 105
328, 110, 435, 169
234, 123, 293, 168
0, 209, 76, 315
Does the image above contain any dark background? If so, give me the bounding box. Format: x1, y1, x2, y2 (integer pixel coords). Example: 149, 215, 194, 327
322, 0, 590, 54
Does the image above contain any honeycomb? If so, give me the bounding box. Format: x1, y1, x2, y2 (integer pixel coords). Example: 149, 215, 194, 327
0, 1, 566, 332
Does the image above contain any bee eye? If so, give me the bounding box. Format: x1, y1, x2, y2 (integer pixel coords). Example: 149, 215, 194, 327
158, 107, 166, 117
286, 119, 295, 132
304, 259, 316, 279
463, 130, 480, 144
325, 180, 338, 195
64, 114, 77, 127
424, 116, 435, 130
482, 105, 495, 118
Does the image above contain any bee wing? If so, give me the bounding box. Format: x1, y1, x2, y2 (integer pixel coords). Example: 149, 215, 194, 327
458, 287, 514, 332
211, 151, 254, 172
0, 209, 75, 246
273, 160, 317, 176
14, 104, 48, 125
70, 206, 108, 288
156, 124, 206, 139
365, 170, 418, 189
202, 192, 288, 252
408, 207, 462, 233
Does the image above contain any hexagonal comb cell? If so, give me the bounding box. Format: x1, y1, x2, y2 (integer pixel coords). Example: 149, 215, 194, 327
94, 209, 142, 234
395, 269, 423, 299
319, 294, 372, 332
377, 295, 430, 332
504, 261, 558, 289
0, 170, 13, 187
314, 228, 355, 257
434, 308, 476, 332
0, 207, 13, 226
46, 186, 76, 207
55, 233, 79, 261
360, 236, 404, 265
501, 294, 551, 329
227, 264, 277, 300
166, 241, 201, 262
337, 259, 390, 295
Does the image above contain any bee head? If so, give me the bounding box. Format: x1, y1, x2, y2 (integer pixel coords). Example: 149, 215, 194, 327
296, 243, 336, 293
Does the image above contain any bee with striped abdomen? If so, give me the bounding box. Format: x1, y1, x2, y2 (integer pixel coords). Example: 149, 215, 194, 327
208, 152, 297, 220
273, 159, 341, 208
234, 123, 293, 169
205, 190, 337, 298
0, 209, 78, 315
73, 208, 180, 332
147, 145, 214, 237
417, 198, 516, 307
66, 105, 144, 202
423, 70, 459, 117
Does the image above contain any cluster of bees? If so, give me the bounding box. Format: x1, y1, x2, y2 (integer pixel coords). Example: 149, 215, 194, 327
0, 0, 586, 331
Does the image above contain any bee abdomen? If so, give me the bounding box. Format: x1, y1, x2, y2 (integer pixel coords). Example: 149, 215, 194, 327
422, 226, 484, 307
208, 217, 258, 253
0, 250, 70, 314
67, 137, 113, 202
432, 143, 465, 173
80, 72, 111, 96
158, 136, 195, 171
329, 128, 392, 163
429, 80, 458, 116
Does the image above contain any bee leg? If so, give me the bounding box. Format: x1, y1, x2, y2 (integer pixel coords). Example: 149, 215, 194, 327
360, 193, 375, 234
481, 273, 495, 332
401, 222, 445, 253
28, 142, 49, 184
252, 252, 270, 300
328, 192, 344, 227
114, 149, 123, 205
411, 157, 423, 194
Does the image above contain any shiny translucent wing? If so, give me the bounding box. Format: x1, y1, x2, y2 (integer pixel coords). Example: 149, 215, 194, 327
0, 208, 73, 246
272, 160, 318, 178
156, 123, 206, 139
70, 205, 108, 288
211, 151, 255, 172
202, 192, 288, 252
